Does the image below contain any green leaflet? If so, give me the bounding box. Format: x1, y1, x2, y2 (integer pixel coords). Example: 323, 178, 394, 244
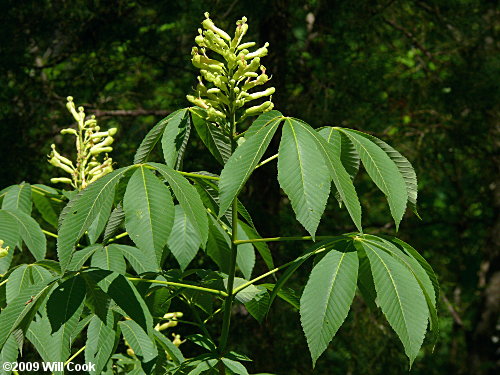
47, 275, 87, 333
190, 107, 231, 165
31, 188, 59, 228
168, 204, 202, 270
278, 118, 331, 238
350, 130, 419, 216
357, 239, 428, 365
221, 358, 249, 375
0, 334, 18, 375
133, 108, 187, 164
91, 245, 127, 274
300, 246, 359, 366
236, 223, 255, 280
238, 221, 274, 270
148, 162, 209, 248
0, 209, 46, 261
205, 215, 231, 273
87, 186, 115, 244
67, 244, 101, 271
102, 204, 125, 243
318, 128, 360, 206
86, 270, 153, 333
291, 119, 363, 232
124, 166, 174, 267
268, 239, 345, 312
339, 129, 408, 229
153, 330, 184, 365
5, 264, 31, 304
0, 277, 56, 348
119, 320, 158, 372
244, 286, 269, 323
244, 110, 283, 139
0, 210, 19, 274
114, 244, 160, 274
218, 116, 282, 217
57, 166, 135, 272
161, 108, 191, 169
85, 312, 117, 375
1, 183, 32, 214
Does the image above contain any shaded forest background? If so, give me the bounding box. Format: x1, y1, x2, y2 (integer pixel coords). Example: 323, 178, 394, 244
0, 0, 498, 374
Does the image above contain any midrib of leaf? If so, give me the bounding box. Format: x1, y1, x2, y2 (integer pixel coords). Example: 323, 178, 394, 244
288, 119, 309, 220
141, 167, 155, 249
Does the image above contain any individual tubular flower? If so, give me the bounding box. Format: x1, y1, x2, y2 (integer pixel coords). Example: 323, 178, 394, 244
188, 13, 276, 132
48, 96, 117, 190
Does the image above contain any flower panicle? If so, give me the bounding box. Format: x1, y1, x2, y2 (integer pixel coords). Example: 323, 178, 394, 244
48, 97, 117, 189
188, 13, 275, 126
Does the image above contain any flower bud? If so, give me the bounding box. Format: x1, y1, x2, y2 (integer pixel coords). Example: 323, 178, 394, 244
186, 95, 209, 109
90, 146, 113, 155
243, 101, 274, 117
50, 177, 73, 184
245, 43, 269, 59
202, 12, 231, 41
60, 128, 78, 135
237, 42, 256, 51
206, 107, 226, 121
246, 87, 275, 102
0, 240, 9, 259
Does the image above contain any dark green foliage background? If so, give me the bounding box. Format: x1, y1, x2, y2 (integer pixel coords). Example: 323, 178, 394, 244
1, 0, 498, 374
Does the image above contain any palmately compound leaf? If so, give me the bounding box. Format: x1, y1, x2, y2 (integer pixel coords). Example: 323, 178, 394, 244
300, 246, 359, 366
124, 166, 174, 267
134, 108, 187, 164
218, 115, 282, 217
161, 108, 191, 169
190, 107, 231, 165
290, 119, 362, 231
168, 205, 202, 270
356, 239, 428, 365
0, 209, 46, 261
339, 129, 408, 229
57, 166, 135, 271
278, 118, 331, 238
148, 162, 209, 248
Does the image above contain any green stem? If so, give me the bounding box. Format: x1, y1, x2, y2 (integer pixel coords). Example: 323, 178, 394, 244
127, 277, 228, 297
65, 345, 86, 365
218, 100, 238, 358
107, 231, 128, 243
0, 278, 8, 287
233, 235, 339, 245
42, 229, 58, 239
179, 171, 220, 181
254, 153, 278, 169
